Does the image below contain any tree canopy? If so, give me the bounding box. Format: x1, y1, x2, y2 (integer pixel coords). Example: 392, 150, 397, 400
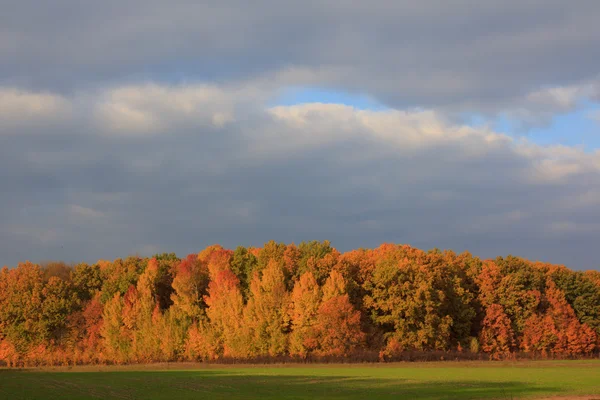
1, 242, 599, 365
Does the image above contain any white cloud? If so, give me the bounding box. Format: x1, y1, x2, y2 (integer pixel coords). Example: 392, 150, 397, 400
92, 82, 277, 135
266, 102, 600, 186
0, 88, 72, 130
94, 84, 239, 135
2, 82, 600, 268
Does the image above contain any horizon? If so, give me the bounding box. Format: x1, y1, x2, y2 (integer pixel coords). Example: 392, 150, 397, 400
4, 240, 597, 274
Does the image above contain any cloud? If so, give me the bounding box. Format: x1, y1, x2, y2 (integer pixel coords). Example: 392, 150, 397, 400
1, 83, 599, 269
68, 205, 105, 220
93, 84, 252, 135
2, 1, 600, 122
2, 2, 600, 268
0, 88, 72, 130
487, 81, 600, 128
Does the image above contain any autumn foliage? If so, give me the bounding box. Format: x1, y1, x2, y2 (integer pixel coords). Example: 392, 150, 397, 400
1, 242, 599, 366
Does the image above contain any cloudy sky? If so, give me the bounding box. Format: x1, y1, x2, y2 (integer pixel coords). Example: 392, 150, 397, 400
2, 1, 600, 269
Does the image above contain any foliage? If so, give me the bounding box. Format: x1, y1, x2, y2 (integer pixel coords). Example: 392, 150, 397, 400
1, 242, 599, 365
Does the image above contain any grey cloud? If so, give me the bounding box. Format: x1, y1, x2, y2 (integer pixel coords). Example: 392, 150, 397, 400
2, 1, 600, 117
1, 86, 599, 269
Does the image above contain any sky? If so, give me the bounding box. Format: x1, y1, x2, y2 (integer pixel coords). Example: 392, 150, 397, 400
1, 1, 600, 270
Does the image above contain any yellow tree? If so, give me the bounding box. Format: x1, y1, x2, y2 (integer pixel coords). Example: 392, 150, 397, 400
0, 263, 45, 356
189, 268, 246, 359
100, 293, 129, 363
288, 272, 321, 357
130, 259, 162, 362
244, 260, 289, 357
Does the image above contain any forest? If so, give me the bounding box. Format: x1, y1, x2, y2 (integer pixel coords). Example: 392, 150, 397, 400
1, 241, 600, 366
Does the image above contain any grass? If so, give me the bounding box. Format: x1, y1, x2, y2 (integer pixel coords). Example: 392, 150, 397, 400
1, 360, 599, 399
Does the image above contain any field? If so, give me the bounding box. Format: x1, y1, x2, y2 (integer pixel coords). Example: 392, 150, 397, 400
1, 361, 599, 399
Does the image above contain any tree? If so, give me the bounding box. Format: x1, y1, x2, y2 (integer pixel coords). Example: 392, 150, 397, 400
479, 304, 515, 360
364, 246, 475, 352
521, 313, 557, 357
2, 241, 600, 366
171, 255, 210, 321
282, 244, 301, 287
199, 245, 234, 279
40, 276, 78, 344
154, 307, 188, 361
152, 253, 180, 310
544, 280, 596, 356
244, 260, 289, 357
0, 338, 18, 367
100, 293, 129, 363
550, 268, 600, 334
585, 270, 600, 288
199, 268, 246, 359
0, 262, 45, 354
297, 240, 336, 284
288, 272, 321, 357
313, 271, 365, 357
230, 246, 258, 300
76, 295, 104, 363
100, 257, 148, 303
314, 295, 364, 357
497, 257, 544, 333
257, 241, 287, 273
71, 263, 103, 303
40, 261, 72, 282
321, 270, 346, 301
129, 259, 162, 361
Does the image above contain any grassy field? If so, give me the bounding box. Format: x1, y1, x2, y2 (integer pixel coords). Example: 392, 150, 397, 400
1, 361, 599, 399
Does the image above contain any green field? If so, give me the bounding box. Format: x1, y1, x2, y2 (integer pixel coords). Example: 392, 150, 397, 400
1, 361, 599, 399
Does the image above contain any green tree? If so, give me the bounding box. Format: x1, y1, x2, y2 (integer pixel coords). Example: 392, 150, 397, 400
230, 246, 258, 300
0, 263, 45, 353
152, 252, 180, 310
100, 257, 148, 303
71, 263, 102, 303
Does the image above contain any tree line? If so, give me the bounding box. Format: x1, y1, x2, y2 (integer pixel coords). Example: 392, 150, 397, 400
1, 241, 599, 366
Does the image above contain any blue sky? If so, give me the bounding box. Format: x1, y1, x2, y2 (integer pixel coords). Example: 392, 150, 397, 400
273, 87, 390, 111
276, 87, 600, 151
495, 105, 600, 151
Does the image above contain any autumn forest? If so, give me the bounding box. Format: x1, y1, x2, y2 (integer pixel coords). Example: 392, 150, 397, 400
1, 241, 600, 367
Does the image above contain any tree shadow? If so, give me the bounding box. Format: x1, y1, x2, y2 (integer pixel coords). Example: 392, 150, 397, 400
0, 369, 569, 400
